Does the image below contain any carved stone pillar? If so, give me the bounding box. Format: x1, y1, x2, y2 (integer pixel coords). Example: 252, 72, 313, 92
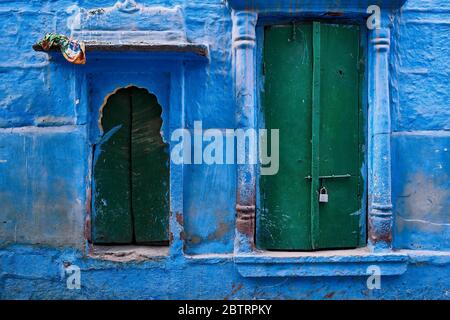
232, 10, 258, 253
368, 28, 393, 251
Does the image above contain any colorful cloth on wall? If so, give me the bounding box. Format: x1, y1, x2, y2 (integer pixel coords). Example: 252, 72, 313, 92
37, 33, 86, 64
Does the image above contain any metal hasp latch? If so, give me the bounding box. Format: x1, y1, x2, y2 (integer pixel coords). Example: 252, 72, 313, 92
305, 174, 351, 203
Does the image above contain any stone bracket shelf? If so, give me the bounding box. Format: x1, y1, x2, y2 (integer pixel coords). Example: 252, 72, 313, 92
33, 42, 209, 60
33, 1, 210, 61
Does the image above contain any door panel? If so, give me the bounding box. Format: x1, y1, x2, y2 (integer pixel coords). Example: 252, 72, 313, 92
259, 24, 313, 250
258, 22, 364, 250
319, 24, 361, 177
131, 87, 170, 243
92, 87, 169, 244
317, 24, 362, 248
92, 89, 133, 243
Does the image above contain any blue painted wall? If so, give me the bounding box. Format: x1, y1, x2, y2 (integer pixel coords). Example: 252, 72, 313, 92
0, 0, 449, 299
390, 0, 450, 250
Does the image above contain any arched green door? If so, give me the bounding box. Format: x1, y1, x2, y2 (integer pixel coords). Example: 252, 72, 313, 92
92, 87, 169, 244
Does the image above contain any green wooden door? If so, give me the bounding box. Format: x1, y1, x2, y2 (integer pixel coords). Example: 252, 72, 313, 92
131, 88, 170, 244
258, 22, 364, 250
93, 89, 133, 244
92, 87, 169, 244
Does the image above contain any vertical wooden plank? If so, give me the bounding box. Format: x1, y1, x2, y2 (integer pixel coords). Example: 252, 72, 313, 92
310, 21, 321, 250
258, 24, 313, 250
316, 23, 362, 249
131, 87, 170, 244
92, 89, 133, 244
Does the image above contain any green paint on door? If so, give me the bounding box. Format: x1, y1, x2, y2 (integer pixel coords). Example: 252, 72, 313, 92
258, 22, 364, 250
131, 88, 169, 243
92, 87, 169, 244
93, 89, 133, 244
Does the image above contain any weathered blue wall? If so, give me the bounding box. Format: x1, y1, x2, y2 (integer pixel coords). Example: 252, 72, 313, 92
390, 0, 450, 251
0, 0, 449, 299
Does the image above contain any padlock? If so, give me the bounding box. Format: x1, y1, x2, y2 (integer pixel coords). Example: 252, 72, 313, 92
319, 187, 329, 203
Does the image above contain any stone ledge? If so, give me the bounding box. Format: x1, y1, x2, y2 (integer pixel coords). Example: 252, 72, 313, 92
33, 42, 209, 59
233, 249, 450, 277
89, 245, 169, 262
226, 0, 407, 12
234, 248, 409, 277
